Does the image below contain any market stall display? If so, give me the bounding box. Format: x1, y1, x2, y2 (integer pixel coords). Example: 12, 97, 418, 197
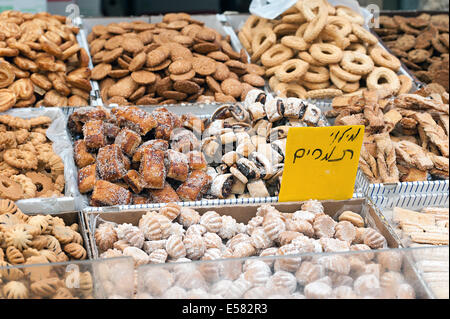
327, 83, 449, 183
373, 14, 449, 91
87, 13, 265, 106
236, 0, 410, 99
0, 11, 92, 109
0, 114, 65, 200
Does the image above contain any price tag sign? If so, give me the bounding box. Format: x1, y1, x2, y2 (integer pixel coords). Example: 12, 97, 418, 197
278, 125, 364, 202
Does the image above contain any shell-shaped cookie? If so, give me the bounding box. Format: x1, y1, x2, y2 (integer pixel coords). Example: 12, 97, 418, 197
160, 203, 181, 221
95, 223, 118, 251
263, 217, 286, 241
338, 210, 365, 227
354, 274, 380, 297
142, 239, 167, 255
295, 261, 324, 286
199, 211, 222, 233
113, 239, 130, 251
246, 216, 263, 235
116, 223, 144, 248
243, 260, 271, 287
250, 227, 273, 249
139, 215, 162, 241
227, 233, 251, 250
123, 246, 149, 266
232, 241, 257, 258
291, 236, 317, 253
40, 249, 58, 263
292, 210, 315, 224
168, 222, 185, 237
175, 269, 208, 291
165, 235, 186, 259
317, 255, 351, 275
301, 200, 324, 214
223, 276, 253, 299
148, 249, 168, 264
27, 215, 49, 235
2, 281, 29, 299
363, 228, 386, 249
304, 281, 332, 299
203, 248, 222, 260
319, 238, 350, 253
354, 227, 367, 244
203, 232, 222, 250
100, 248, 123, 259
199, 253, 224, 283
331, 274, 354, 287
6, 246, 25, 264
210, 280, 234, 298
335, 221, 356, 243
161, 286, 187, 299
350, 244, 374, 261
64, 243, 87, 260
185, 224, 207, 237
266, 270, 297, 294
396, 283, 415, 299
178, 207, 200, 228
334, 286, 357, 299
313, 215, 337, 238
217, 215, 237, 240
156, 215, 172, 239
258, 247, 279, 267
236, 222, 247, 234
30, 277, 61, 298
183, 234, 206, 260
143, 268, 174, 297
377, 250, 402, 272
287, 219, 314, 237
278, 231, 303, 246
256, 204, 279, 218
380, 271, 405, 290
275, 244, 302, 272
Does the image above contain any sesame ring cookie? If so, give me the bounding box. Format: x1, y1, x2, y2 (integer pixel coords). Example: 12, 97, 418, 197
275, 59, 309, 83
3, 149, 38, 170
319, 25, 351, 50
298, 0, 324, 22
397, 74, 413, 94
346, 43, 367, 54
281, 35, 310, 51
274, 82, 307, 99
329, 64, 361, 82
251, 28, 277, 63
261, 44, 294, 67
300, 80, 331, 90
369, 46, 401, 71
341, 80, 360, 93
329, 71, 347, 89
302, 65, 329, 83
305, 88, 343, 99
366, 67, 401, 94
303, 3, 328, 43
309, 43, 343, 64
341, 51, 374, 75
298, 51, 326, 67
351, 23, 378, 45
327, 16, 352, 37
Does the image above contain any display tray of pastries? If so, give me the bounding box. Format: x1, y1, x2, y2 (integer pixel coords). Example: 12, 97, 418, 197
67, 89, 331, 208
230, 0, 417, 100
86, 199, 433, 299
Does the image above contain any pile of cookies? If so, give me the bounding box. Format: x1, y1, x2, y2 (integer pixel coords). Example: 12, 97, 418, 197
0, 114, 65, 200
0, 11, 92, 109
0, 199, 90, 299
327, 83, 449, 183
94, 201, 415, 299
238, 0, 409, 99
88, 13, 265, 105
390, 206, 448, 246
374, 14, 449, 91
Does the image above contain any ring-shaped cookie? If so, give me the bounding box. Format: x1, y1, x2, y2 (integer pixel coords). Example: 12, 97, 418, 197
0, 175, 24, 201
261, 44, 294, 67
298, 51, 326, 67
251, 28, 276, 63
274, 83, 307, 99
303, 6, 328, 43
300, 80, 330, 90
340, 51, 374, 75
25, 172, 55, 197
336, 6, 364, 25
397, 74, 413, 94
327, 16, 352, 37
346, 43, 367, 54
366, 67, 401, 94
275, 59, 309, 83
318, 25, 350, 50
281, 35, 310, 51
370, 46, 401, 71
3, 149, 38, 170
329, 64, 361, 82
329, 71, 347, 89
302, 65, 329, 83
305, 88, 343, 99
351, 23, 378, 45
243, 16, 270, 41
298, 0, 323, 21
341, 80, 360, 93
309, 43, 343, 64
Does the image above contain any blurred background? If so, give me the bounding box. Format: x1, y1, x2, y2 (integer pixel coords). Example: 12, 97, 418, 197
0, 0, 448, 16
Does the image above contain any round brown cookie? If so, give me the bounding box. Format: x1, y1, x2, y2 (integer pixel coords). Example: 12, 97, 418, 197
241, 73, 265, 87
131, 70, 157, 85
221, 78, 242, 98
173, 80, 201, 95
25, 172, 55, 197
395, 34, 416, 51
192, 56, 217, 76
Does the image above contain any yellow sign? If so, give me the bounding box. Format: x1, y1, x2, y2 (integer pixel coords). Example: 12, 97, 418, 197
278, 125, 365, 202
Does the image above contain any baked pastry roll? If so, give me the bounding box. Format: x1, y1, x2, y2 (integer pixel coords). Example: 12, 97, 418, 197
83, 120, 106, 149
170, 128, 200, 152
187, 151, 208, 170
151, 107, 182, 140
73, 140, 95, 168
90, 180, 132, 206
114, 128, 142, 156
68, 107, 110, 133
133, 195, 151, 205
139, 148, 166, 189
149, 182, 180, 203
176, 170, 212, 201
132, 139, 169, 163
103, 122, 121, 140
96, 144, 128, 181
302, 103, 322, 126
123, 170, 146, 194
165, 149, 189, 182
284, 98, 307, 119
181, 113, 205, 135
210, 173, 234, 199
78, 163, 96, 193
112, 106, 157, 136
